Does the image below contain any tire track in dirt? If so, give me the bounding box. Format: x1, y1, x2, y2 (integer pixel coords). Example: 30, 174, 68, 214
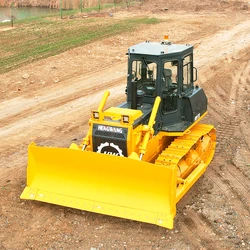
203, 48, 250, 247
0, 76, 126, 148
195, 18, 250, 69
0, 62, 127, 126
180, 210, 223, 250
178, 27, 250, 248
217, 58, 250, 221
0, 77, 125, 130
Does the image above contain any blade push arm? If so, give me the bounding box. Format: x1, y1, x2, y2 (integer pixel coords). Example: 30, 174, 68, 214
139, 96, 161, 160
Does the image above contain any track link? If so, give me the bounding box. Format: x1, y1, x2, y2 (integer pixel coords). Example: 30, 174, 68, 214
155, 124, 216, 200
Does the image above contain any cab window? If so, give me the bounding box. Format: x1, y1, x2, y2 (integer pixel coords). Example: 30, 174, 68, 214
131, 59, 157, 96
183, 55, 192, 91
162, 60, 178, 113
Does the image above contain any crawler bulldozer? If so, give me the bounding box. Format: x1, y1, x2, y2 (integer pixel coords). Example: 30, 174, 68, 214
21, 39, 216, 229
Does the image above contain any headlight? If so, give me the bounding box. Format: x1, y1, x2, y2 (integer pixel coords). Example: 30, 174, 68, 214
92, 111, 99, 119
122, 115, 129, 123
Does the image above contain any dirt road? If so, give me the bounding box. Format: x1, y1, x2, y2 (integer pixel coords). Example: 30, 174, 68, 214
0, 6, 250, 250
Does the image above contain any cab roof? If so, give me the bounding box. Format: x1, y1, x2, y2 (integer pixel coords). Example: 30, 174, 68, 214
128, 41, 193, 57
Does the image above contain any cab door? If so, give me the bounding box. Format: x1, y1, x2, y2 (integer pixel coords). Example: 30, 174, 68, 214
160, 60, 182, 130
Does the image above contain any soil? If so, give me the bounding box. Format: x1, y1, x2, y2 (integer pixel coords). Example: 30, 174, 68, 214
0, 1, 250, 249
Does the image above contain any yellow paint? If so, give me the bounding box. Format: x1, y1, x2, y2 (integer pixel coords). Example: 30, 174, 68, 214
20, 93, 216, 229
21, 143, 177, 229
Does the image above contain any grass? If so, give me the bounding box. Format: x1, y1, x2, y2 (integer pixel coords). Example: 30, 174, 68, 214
0, 9, 160, 74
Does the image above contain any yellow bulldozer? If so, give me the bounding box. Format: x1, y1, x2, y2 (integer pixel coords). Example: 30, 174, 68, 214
21, 39, 216, 229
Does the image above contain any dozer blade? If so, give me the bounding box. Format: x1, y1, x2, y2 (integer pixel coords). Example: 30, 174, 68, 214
21, 142, 178, 229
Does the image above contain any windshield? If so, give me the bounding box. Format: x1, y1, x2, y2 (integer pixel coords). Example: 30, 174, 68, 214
131, 59, 157, 96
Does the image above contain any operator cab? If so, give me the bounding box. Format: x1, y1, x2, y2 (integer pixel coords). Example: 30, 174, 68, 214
122, 40, 208, 133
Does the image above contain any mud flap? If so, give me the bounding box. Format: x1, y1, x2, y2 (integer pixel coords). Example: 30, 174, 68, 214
21, 142, 177, 229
